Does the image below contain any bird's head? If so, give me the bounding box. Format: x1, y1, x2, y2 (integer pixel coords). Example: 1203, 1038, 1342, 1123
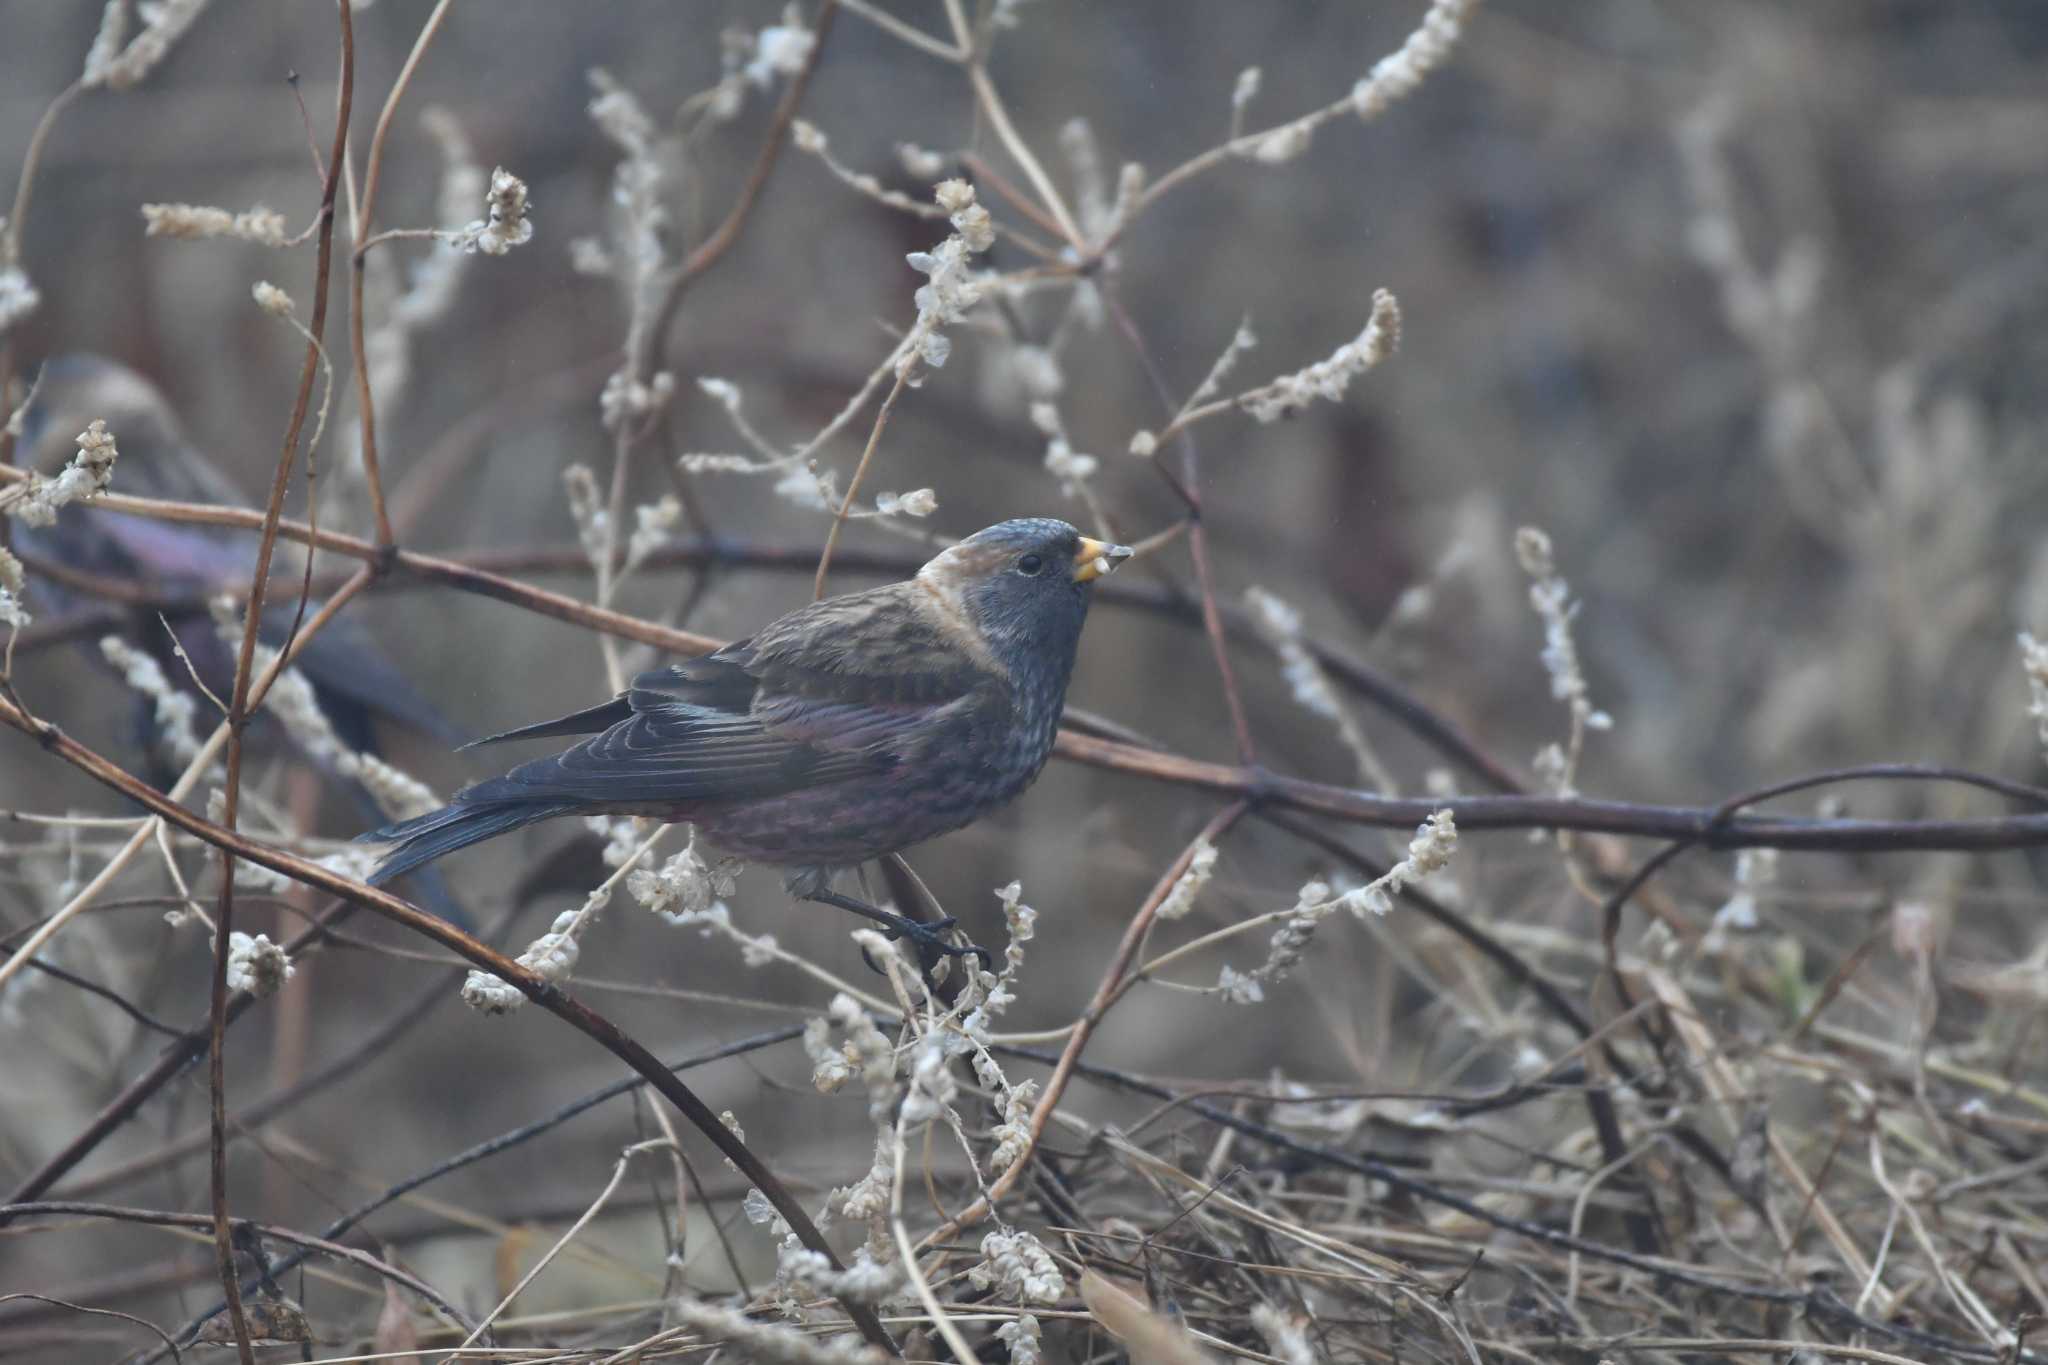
917, 517, 1131, 679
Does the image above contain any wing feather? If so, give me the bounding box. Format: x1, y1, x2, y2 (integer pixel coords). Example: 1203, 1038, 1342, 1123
454, 588, 999, 808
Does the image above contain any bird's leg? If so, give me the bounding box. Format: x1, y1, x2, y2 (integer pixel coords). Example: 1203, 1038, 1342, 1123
803, 888, 994, 977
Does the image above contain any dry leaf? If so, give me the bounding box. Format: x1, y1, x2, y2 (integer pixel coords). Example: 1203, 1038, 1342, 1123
375, 1278, 419, 1354
1080, 1270, 1212, 1365
496, 1225, 537, 1300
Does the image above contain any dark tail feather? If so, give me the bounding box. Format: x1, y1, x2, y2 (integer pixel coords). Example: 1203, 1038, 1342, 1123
456, 698, 631, 752
334, 781, 474, 927
360, 798, 576, 886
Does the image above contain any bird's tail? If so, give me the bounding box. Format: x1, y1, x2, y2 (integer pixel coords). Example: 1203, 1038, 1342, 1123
359, 797, 577, 886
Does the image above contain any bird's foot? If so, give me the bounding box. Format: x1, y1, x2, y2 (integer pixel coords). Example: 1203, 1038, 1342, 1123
808, 888, 993, 983
883, 915, 995, 975
856, 915, 994, 984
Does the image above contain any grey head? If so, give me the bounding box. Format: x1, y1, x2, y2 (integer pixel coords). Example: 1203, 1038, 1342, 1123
917, 517, 1132, 692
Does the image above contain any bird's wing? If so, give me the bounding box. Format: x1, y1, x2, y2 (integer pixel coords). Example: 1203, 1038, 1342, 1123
461, 585, 1000, 806
736, 581, 1000, 703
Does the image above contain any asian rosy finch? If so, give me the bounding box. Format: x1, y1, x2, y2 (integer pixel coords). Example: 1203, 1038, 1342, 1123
361, 518, 1131, 964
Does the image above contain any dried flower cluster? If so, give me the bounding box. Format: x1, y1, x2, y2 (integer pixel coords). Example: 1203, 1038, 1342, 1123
463, 908, 580, 1014
901, 179, 994, 376
98, 636, 205, 768
806, 993, 897, 1121
776, 1242, 902, 1309
790, 119, 946, 221
1245, 585, 1392, 791
968, 1227, 1065, 1305
0, 547, 29, 632
140, 202, 287, 246
626, 834, 736, 923
562, 464, 611, 570
2, 420, 119, 527
624, 494, 682, 572
1237, 289, 1401, 423
743, 6, 815, 90
1155, 837, 1219, 922
1230, 0, 1478, 167
78, 0, 130, 87
2018, 632, 2048, 755
1220, 810, 1456, 1002
580, 70, 670, 344
1349, 0, 1479, 120
0, 254, 38, 336
1714, 847, 1778, 935
86, 0, 212, 91
599, 370, 676, 434
868, 488, 936, 519
445, 166, 533, 256
224, 931, 294, 997
250, 281, 294, 317
819, 1129, 894, 1260
1515, 526, 1611, 796
1031, 402, 1099, 495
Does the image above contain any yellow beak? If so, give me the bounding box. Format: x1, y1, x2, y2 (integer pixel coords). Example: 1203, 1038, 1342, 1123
1073, 536, 1134, 583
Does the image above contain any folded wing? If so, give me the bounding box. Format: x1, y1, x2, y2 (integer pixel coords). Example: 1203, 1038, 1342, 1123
453, 590, 1001, 809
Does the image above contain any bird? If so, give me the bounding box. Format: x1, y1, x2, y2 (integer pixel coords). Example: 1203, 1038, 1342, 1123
359, 518, 1132, 965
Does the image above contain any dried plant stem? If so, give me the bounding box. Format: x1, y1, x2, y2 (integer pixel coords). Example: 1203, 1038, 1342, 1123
841, 0, 962, 62
1104, 286, 1258, 761
1142, 393, 1232, 454
202, 8, 354, 1354
3, 83, 81, 266
814, 363, 911, 600
941, 0, 1084, 247
0, 78, 83, 437
891, 1113, 982, 1364
346, 0, 458, 549
1114, 87, 1363, 252
958, 150, 1072, 245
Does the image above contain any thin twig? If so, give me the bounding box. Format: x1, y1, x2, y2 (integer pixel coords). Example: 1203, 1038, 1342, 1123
814, 363, 911, 600
197, 8, 353, 1357
346, 0, 459, 549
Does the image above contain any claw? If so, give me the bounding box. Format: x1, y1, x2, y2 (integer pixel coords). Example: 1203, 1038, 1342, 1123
804, 888, 991, 983
886, 916, 993, 982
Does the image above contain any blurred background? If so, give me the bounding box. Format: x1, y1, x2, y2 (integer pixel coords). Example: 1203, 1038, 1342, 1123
4, 1, 2048, 1357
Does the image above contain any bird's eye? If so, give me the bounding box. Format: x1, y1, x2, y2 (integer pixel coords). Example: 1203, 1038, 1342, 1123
1017, 553, 1045, 576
